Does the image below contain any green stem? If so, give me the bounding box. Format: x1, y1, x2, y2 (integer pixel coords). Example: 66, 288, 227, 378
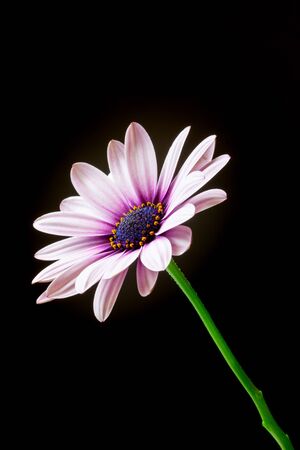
166, 259, 293, 450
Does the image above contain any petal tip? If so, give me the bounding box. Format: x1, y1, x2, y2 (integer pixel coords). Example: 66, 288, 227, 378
70, 162, 84, 179
32, 275, 39, 284
36, 297, 51, 304
127, 122, 146, 137
221, 154, 231, 166
36, 291, 52, 304
139, 292, 150, 298
181, 125, 191, 138
107, 139, 115, 149
33, 219, 40, 231
34, 250, 41, 260
70, 164, 77, 178
217, 192, 227, 203
139, 285, 156, 297
130, 121, 141, 128
94, 309, 107, 323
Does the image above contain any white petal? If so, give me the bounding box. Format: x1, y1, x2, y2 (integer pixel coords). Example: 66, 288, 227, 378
102, 249, 141, 279
164, 225, 192, 256
191, 138, 215, 171
107, 140, 136, 204
125, 123, 157, 203
157, 204, 195, 235
34, 236, 107, 261
107, 140, 125, 180
199, 154, 231, 188
140, 236, 172, 271
171, 135, 216, 193
33, 211, 111, 236
136, 259, 158, 297
36, 290, 53, 304
156, 127, 190, 200
188, 155, 230, 193
60, 196, 100, 216
188, 189, 227, 214
46, 254, 99, 299
75, 252, 120, 293
165, 171, 204, 216
32, 258, 75, 283
93, 269, 128, 322
47, 283, 77, 299
71, 162, 126, 222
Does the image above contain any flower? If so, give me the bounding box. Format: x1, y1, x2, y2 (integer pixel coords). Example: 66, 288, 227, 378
33, 123, 230, 321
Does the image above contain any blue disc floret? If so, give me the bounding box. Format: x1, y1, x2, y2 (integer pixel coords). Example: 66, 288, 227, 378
109, 202, 164, 250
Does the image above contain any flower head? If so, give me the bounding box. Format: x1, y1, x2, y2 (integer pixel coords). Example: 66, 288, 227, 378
33, 123, 230, 321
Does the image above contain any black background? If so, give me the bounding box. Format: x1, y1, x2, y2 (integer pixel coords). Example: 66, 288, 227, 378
15, 4, 299, 449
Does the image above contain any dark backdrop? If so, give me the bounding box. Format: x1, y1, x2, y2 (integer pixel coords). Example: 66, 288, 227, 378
16, 4, 298, 449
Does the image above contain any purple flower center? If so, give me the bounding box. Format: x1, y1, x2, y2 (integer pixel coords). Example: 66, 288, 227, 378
109, 202, 164, 250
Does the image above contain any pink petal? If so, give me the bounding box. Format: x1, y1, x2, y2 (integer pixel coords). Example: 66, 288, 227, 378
189, 155, 230, 194
93, 269, 128, 322
171, 135, 216, 193
125, 123, 157, 203
156, 126, 190, 200
188, 189, 227, 214
46, 254, 99, 299
32, 258, 75, 283
199, 154, 231, 187
140, 236, 172, 271
36, 290, 53, 304
136, 259, 158, 297
34, 236, 107, 261
75, 252, 120, 293
164, 225, 192, 256
102, 249, 141, 279
60, 196, 100, 216
107, 140, 124, 167
157, 204, 195, 235
165, 171, 204, 216
107, 140, 136, 204
33, 211, 111, 236
191, 138, 216, 171
107, 140, 125, 185
71, 162, 126, 222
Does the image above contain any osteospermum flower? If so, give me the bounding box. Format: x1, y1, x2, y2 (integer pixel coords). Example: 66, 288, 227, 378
33, 123, 230, 321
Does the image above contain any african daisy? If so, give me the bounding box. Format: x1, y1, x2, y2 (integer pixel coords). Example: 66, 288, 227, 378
33, 123, 229, 321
